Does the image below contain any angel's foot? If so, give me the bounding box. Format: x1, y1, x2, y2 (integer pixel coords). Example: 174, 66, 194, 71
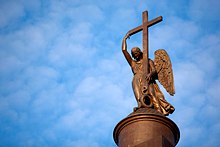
133, 102, 141, 111
133, 107, 138, 111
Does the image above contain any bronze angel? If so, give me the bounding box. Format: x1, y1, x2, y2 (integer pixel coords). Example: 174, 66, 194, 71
122, 33, 175, 116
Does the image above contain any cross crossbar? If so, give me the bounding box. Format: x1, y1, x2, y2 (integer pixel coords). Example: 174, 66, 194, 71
128, 16, 162, 36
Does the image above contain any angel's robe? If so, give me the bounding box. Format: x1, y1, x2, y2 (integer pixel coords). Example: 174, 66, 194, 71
131, 58, 174, 115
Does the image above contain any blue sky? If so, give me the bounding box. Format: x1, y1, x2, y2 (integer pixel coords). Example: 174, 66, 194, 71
0, 0, 220, 146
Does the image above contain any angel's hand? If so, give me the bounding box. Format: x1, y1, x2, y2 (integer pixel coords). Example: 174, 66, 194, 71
146, 73, 151, 82
124, 33, 130, 40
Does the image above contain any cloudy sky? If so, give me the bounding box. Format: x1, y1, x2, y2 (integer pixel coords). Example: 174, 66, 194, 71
0, 0, 220, 146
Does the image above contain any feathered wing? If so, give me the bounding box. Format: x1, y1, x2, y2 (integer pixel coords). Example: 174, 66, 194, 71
154, 49, 175, 96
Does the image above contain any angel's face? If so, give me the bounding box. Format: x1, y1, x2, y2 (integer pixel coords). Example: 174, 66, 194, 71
131, 48, 142, 61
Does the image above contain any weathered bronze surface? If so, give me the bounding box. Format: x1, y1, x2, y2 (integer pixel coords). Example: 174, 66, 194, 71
113, 108, 180, 147
122, 11, 175, 116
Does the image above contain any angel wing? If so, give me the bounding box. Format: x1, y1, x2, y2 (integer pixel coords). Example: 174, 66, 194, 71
154, 49, 175, 96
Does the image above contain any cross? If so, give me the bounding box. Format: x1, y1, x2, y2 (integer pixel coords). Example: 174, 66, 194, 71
128, 11, 162, 87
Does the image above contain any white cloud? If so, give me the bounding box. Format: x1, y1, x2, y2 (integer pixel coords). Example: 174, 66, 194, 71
107, 8, 137, 35
174, 62, 205, 99
189, 0, 220, 22
0, 1, 25, 28
150, 16, 200, 56
48, 22, 97, 68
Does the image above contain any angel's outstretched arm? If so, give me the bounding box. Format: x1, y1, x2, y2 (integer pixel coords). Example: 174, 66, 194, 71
122, 33, 132, 66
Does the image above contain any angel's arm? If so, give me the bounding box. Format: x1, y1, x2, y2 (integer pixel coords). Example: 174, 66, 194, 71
146, 59, 157, 82
149, 59, 157, 77
122, 34, 132, 66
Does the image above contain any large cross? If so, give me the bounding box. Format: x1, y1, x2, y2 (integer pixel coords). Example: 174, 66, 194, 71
128, 11, 162, 86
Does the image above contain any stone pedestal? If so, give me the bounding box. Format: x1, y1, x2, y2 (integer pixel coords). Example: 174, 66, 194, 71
113, 108, 180, 147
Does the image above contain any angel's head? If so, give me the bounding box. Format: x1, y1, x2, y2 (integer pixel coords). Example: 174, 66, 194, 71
131, 47, 143, 61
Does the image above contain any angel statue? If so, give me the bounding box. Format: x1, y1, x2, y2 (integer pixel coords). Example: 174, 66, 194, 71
122, 33, 175, 116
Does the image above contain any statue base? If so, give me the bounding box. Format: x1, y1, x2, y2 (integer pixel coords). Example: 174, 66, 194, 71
113, 108, 180, 147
